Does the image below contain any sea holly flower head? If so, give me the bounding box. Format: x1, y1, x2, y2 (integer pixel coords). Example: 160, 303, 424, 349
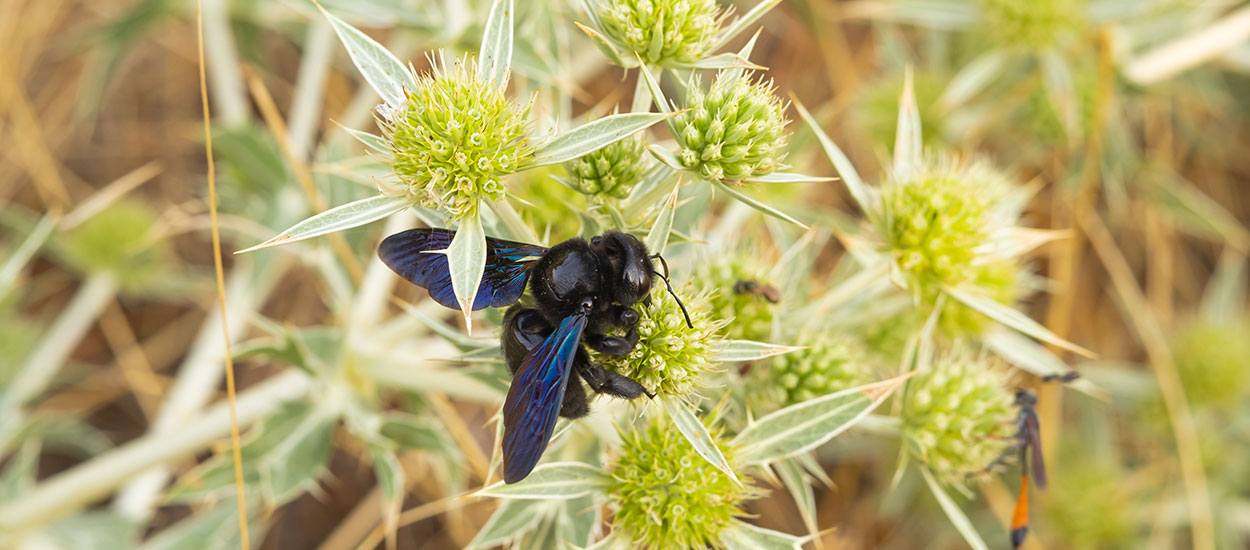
594, 0, 725, 67
564, 133, 647, 199
768, 333, 873, 407
595, 286, 723, 399
609, 414, 750, 549
381, 56, 534, 219
981, 0, 1086, 51
700, 254, 777, 342
901, 353, 1017, 488
675, 71, 789, 183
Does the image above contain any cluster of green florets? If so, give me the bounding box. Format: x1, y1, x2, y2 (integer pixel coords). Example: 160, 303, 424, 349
878, 158, 1011, 295
675, 72, 789, 183
382, 57, 534, 219
700, 255, 777, 342
565, 134, 647, 199
57, 200, 170, 290
595, 0, 724, 66
609, 416, 748, 548
901, 354, 1017, 487
769, 334, 872, 407
596, 287, 720, 399
1171, 318, 1250, 411
980, 0, 1085, 50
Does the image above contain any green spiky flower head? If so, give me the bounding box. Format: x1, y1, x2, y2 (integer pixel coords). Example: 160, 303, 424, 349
1171, 317, 1250, 411
768, 333, 873, 407
901, 353, 1017, 487
564, 133, 647, 199
877, 156, 1025, 320
56, 199, 172, 291
596, 287, 722, 399
699, 254, 777, 342
381, 56, 534, 219
609, 414, 749, 548
981, 0, 1085, 50
675, 71, 789, 183
595, 0, 724, 67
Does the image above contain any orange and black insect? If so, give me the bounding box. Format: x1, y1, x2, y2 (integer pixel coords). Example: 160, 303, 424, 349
1001, 372, 1077, 548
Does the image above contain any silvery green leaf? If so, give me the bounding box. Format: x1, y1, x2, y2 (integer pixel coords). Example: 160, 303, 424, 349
722, 29, 763, 81
560, 494, 600, 548
478, 0, 514, 88
742, 172, 836, 184
711, 340, 803, 362
139, 499, 263, 550
379, 412, 454, 450
774, 459, 818, 537
1201, 251, 1247, 322
718, 520, 805, 550
893, 68, 923, 181
920, 468, 989, 550
864, 1, 979, 29
709, 0, 783, 52
236, 194, 410, 253
398, 302, 486, 349
676, 52, 763, 71
476, 462, 610, 499
714, 181, 809, 228
530, 112, 676, 167
795, 100, 876, 220
637, 62, 679, 132
1040, 48, 1079, 137
938, 51, 1007, 110
368, 446, 404, 535
0, 442, 39, 502
574, 22, 631, 67
319, 6, 415, 109
447, 214, 487, 332
465, 498, 547, 549
984, 328, 1107, 401
340, 126, 390, 154
732, 375, 905, 465
943, 284, 1094, 357
646, 144, 685, 171
644, 186, 679, 255
662, 399, 741, 486
0, 216, 54, 300
624, 164, 678, 220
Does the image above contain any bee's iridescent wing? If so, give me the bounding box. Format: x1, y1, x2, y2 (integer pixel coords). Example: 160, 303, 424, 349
378, 228, 547, 310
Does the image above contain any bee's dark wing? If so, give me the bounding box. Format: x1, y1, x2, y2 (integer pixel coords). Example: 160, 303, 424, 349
1023, 409, 1047, 489
501, 309, 589, 483
378, 228, 548, 310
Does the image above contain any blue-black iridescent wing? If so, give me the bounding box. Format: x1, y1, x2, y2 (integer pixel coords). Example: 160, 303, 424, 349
1023, 409, 1047, 489
378, 228, 548, 311
501, 309, 589, 483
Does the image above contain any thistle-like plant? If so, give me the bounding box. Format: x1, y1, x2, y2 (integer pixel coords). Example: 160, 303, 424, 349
239, 0, 676, 328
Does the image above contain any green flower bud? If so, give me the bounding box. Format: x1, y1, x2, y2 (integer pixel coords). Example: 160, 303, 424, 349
1171, 317, 1250, 411
595, 287, 722, 399
699, 255, 777, 342
609, 414, 749, 549
981, 0, 1085, 50
56, 200, 172, 291
382, 56, 533, 219
564, 134, 647, 199
901, 354, 1017, 487
675, 72, 788, 183
767, 334, 873, 407
595, 0, 724, 67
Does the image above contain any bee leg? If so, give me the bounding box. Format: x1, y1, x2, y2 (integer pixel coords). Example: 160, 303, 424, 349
558, 375, 590, 419
575, 349, 653, 400
613, 305, 639, 329
582, 327, 639, 356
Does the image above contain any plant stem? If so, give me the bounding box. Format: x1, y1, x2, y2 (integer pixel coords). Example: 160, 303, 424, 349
201, 0, 249, 126
1124, 5, 1250, 85
0, 271, 118, 448
288, 19, 335, 159
0, 370, 313, 533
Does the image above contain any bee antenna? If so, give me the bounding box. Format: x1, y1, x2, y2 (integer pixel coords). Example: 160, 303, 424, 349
651, 254, 694, 329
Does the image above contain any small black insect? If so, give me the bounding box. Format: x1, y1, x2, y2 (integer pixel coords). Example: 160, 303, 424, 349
378, 228, 691, 483
733, 279, 781, 304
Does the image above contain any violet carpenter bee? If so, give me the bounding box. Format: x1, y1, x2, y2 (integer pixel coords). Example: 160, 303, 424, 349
378, 229, 691, 483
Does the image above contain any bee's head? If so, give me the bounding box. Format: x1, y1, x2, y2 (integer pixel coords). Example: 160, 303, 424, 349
592, 231, 652, 304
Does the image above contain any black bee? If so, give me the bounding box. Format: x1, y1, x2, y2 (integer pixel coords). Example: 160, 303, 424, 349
378, 229, 690, 483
